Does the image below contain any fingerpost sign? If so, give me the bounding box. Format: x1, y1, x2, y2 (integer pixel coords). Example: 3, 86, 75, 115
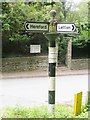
25, 22, 49, 33
56, 23, 76, 33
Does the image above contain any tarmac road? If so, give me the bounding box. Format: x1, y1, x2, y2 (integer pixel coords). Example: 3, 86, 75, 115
0, 74, 88, 108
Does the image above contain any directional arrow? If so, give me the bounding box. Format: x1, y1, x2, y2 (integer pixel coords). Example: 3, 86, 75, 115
25, 23, 29, 30
72, 25, 75, 31
57, 23, 76, 33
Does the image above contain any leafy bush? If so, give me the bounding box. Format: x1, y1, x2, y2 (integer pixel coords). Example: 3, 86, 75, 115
58, 35, 68, 64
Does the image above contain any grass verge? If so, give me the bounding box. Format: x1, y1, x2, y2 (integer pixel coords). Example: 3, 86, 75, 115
0, 104, 89, 119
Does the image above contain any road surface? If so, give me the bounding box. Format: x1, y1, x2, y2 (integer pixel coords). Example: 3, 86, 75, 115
0, 74, 88, 108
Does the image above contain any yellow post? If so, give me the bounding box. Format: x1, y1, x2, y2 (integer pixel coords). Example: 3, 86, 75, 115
74, 92, 82, 116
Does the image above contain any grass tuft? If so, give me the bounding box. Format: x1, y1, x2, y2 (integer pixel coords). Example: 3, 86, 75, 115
0, 104, 89, 118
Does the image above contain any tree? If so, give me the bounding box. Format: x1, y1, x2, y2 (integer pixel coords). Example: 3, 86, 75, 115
1, 2, 64, 57
72, 0, 90, 48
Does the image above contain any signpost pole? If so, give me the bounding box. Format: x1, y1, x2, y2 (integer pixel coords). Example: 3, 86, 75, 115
44, 10, 59, 114
48, 34, 56, 113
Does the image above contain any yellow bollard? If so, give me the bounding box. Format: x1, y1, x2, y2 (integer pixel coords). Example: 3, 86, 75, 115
74, 92, 82, 116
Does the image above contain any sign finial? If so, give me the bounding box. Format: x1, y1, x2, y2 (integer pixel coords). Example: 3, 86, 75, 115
50, 10, 56, 18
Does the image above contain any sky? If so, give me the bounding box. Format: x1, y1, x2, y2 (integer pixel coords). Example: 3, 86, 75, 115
67, 0, 90, 4
67, 0, 82, 4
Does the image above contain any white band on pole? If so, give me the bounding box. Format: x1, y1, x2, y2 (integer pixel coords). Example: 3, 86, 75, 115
49, 77, 55, 91
49, 47, 56, 63
49, 47, 56, 53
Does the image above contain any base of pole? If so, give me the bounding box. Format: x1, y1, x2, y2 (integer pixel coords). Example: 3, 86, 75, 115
48, 104, 55, 114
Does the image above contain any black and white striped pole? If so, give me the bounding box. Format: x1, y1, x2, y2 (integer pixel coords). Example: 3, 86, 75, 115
48, 34, 56, 113
44, 10, 59, 113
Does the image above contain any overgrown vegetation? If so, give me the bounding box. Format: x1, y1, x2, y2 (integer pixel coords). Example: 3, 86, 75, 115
0, 104, 89, 118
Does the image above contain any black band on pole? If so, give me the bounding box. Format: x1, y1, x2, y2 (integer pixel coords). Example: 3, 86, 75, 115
49, 91, 55, 104
49, 63, 56, 77
49, 39, 56, 47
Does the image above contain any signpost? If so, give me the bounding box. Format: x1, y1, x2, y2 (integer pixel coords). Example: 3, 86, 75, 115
24, 9, 79, 114
56, 23, 76, 33
25, 22, 49, 33
24, 22, 78, 34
